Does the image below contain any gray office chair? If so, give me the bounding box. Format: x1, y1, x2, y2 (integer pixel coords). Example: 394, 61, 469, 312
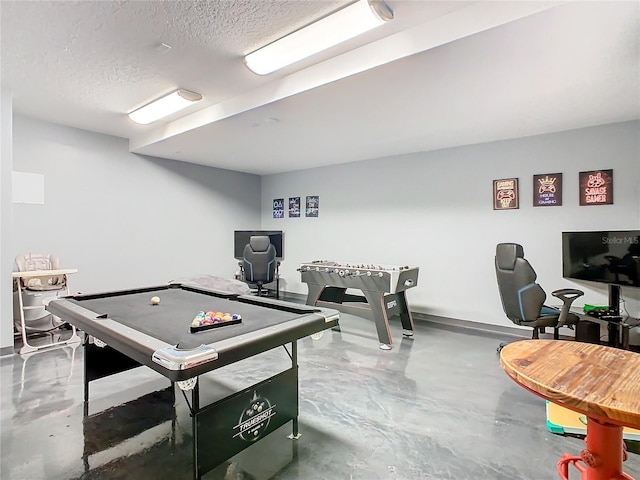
495, 243, 583, 352
240, 236, 278, 297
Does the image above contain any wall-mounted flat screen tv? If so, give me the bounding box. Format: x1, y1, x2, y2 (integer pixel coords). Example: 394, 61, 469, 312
234, 230, 284, 260
562, 230, 640, 287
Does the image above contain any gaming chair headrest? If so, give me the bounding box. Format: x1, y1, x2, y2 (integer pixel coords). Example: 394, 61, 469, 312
495, 243, 524, 271
248, 236, 271, 253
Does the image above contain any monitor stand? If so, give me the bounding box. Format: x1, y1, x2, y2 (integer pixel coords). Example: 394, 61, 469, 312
606, 284, 630, 348
608, 284, 621, 315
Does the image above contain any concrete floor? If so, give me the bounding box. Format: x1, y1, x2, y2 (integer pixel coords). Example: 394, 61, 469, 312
1, 314, 639, 480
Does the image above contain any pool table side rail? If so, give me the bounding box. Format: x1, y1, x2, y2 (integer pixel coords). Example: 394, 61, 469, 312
67, 283, 238, 301
48, 297, 340, 382
236, 294, 324, 315
48, 298, 180, 378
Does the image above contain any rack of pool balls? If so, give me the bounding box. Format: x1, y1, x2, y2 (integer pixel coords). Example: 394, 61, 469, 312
190, 311, 242, 333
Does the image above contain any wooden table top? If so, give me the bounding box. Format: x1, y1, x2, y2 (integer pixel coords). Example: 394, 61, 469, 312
500, 340, 640, 429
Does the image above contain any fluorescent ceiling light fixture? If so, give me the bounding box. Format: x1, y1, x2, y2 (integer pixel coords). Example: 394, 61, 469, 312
245, 0, 393, 75
128, 89, 203, 125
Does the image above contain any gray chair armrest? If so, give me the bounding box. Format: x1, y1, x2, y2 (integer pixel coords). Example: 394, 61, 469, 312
551, 288, 584, 327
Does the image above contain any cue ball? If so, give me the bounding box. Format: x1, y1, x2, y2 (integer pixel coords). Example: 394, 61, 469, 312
151, 296, 160, 305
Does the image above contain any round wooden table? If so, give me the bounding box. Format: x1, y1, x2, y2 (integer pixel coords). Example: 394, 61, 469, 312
500, 340, 640, 480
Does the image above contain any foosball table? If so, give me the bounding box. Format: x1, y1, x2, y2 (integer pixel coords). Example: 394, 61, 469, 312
299, 261, 419, 349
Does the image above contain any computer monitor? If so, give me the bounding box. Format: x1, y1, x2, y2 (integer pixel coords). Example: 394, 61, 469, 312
562, 230, 639, 287
234, 230, 284, 260
562, 230, 639, 316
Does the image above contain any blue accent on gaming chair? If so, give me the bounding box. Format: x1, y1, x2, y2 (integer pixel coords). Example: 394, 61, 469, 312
241, 236, 278, 297
495, 243, 584, 352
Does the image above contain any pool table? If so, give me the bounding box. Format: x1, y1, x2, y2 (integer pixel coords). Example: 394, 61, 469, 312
47, 283, 340, 480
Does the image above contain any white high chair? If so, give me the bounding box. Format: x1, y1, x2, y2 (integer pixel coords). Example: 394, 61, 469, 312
12, 253, 81, 354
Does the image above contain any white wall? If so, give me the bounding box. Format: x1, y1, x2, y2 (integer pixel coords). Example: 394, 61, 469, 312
10, 115, 262, 295
5, 117, 639, 346
261, 121, 640, 327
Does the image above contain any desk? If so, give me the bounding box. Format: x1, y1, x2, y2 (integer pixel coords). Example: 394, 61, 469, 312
500, 340, 640, 480
13, 268, 81, 354
48, 283, 339, 480
597, 316, 634, 350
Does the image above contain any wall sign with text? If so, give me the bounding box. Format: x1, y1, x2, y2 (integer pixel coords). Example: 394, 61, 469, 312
533, 173, 562, 207
305, 196, 319, 217
579, 169, 613, 206
288, 197, 301, 218
272, 198, 284, 218
493, 178, 519, 210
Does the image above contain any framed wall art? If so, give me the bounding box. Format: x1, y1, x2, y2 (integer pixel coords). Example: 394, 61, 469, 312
288, 197, 300, 218
493, 178, 519, 210
533, 173, 562, 207
579, 169, 613, 206
272, 198, 284, 218
305, 195, 319, 217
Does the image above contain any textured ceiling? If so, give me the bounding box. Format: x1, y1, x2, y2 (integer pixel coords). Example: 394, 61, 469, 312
2, 1, 639, 175
1, 0, 353, 135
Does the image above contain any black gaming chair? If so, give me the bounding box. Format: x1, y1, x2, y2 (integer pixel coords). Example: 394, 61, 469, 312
495, 243, 584, 352
241, 236, 278, 297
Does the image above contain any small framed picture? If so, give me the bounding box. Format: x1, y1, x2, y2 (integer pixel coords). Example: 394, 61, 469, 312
493, 178, 519, 210
579, 169, 613, 206
272, 198, 284, 218
305, 196, 319, 217
533, 173, 562, 207
288, 197, 300, 218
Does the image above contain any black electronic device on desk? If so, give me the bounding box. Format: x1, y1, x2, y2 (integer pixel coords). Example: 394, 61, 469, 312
585, 308, 619, 319
233, 230, 284, 260
583, 308, 631, 349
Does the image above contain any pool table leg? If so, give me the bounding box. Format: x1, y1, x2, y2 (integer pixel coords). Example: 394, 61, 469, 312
289, 341, 302, 440
192, 379, 200, 480
83, 342, 89, 403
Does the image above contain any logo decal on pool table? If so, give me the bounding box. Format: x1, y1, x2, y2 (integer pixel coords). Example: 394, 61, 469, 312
234, 391, 276, 442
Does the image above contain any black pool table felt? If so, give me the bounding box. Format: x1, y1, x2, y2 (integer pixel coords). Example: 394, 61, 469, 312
67, 288, 312, 348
